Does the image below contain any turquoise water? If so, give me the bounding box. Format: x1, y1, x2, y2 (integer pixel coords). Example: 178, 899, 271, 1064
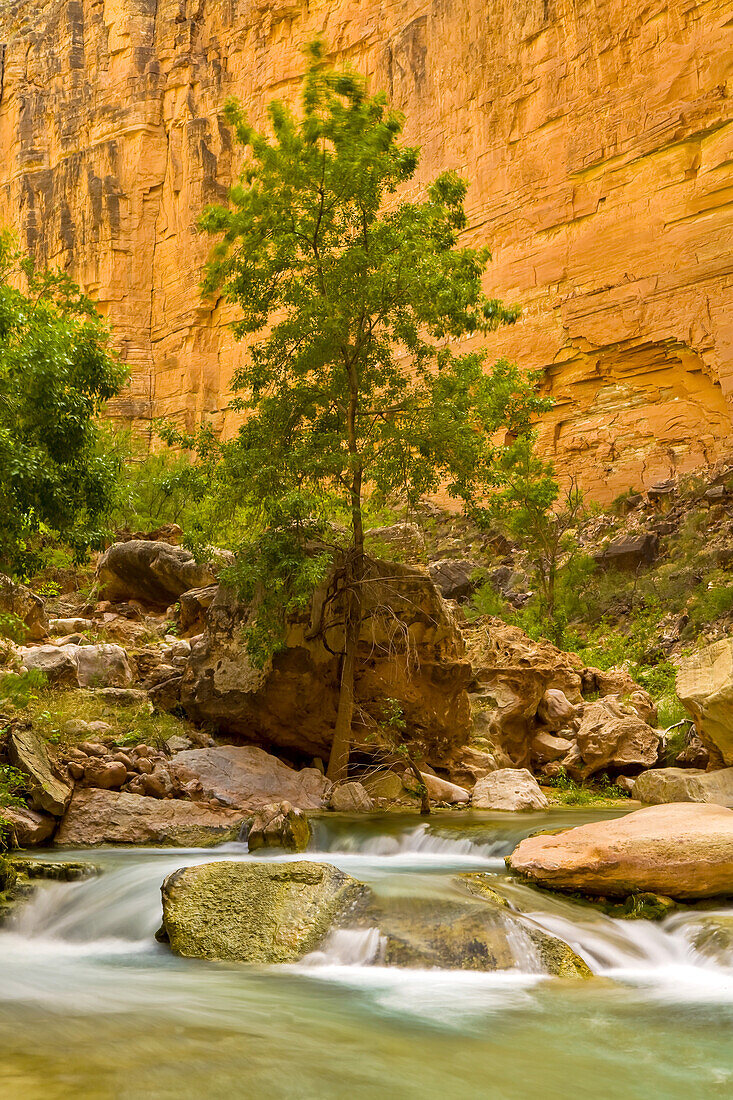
1, 811, 732, 1100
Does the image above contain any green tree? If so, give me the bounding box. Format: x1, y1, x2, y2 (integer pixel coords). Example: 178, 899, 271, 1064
200, 44, 547, 780
487, 434, 587, 644
0, 234, 127, 575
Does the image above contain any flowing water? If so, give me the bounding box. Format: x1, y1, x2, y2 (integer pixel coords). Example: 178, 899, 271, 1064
2, 809, 733, 1099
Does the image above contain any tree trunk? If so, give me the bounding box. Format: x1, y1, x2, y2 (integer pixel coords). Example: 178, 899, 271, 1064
327, 600, 358, 783
327, 353, 364, 784
404, 756, 431, 816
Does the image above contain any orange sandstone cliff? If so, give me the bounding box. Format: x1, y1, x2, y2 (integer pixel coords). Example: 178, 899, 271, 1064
0, 0, 731, 499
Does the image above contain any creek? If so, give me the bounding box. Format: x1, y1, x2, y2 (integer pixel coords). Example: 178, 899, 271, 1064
2, 809, 733, 1100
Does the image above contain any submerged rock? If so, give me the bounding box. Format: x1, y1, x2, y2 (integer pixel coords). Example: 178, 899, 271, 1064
472, 769, 548, 811
161, 860, 366, 962
248, 802, 311, 852
55, 789, 246, 847
508, 803, 733, 899
169, 745, 329, 811
357, 884, 590, 977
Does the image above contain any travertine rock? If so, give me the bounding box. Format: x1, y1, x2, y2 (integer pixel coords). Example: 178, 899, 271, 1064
0, 0, 730, 499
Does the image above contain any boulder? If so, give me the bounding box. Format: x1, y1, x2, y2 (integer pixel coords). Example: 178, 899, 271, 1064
248, 802, 311, 852
420, 772, 470, 804
570, 698, 659, 778
594, 532, 659, 571
0, 574, 48, 641
82, 760, 128, 790
329, 781, 374, 812
19, 643, 133, 689
96, 540, 218, 607
363, 887, 589, 977
160, 860, 366, 962
55, 789, 246, 846
49, 618, 93, 635
165, 735, 193, 755
676, 639, 733, 765
633, 767, 733, 807
467, 619, 584, 766
0, 805, 56, 846
674, 729, 710, 769
361, 771, 406, 800
8, 725, 72, 816
88, 687, 149, 707
531, 730, 574, 764
148, 675, 184, 711
365, 522, 425, 561
181, 558, 472, 759
508, 803, 733, 899
169, 745, 329, 810
18, 644, 78, 686
427, 559, 482, 601
537, 687, 577, 731
69, 643, 133, 688
177, 585, 219, 635
442, 746, 499, 788
472, 769, 548, 811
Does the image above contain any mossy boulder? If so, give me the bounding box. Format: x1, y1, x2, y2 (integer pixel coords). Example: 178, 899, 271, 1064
160, 860, 367, 963
355, 878, 590, 978
247, 803, 311, 853
0, 857, 17, 892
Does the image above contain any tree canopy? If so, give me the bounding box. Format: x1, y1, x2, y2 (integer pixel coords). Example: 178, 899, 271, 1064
200, 43, 549, 778
0, 234, 127, 575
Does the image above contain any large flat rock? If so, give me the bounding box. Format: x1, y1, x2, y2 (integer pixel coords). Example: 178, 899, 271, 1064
55, 789, 246, 847
169, 745, 329, 810
161, 860, 366, 962
508, 803, 733, 899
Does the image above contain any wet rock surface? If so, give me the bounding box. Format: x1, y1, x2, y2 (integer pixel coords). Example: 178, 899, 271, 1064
161, 861, 367, 963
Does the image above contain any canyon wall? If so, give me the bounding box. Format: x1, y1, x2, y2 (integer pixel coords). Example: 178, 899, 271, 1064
0, 0, 731, 499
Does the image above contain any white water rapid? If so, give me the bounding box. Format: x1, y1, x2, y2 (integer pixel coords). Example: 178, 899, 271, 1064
2, 812, 733, 1099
